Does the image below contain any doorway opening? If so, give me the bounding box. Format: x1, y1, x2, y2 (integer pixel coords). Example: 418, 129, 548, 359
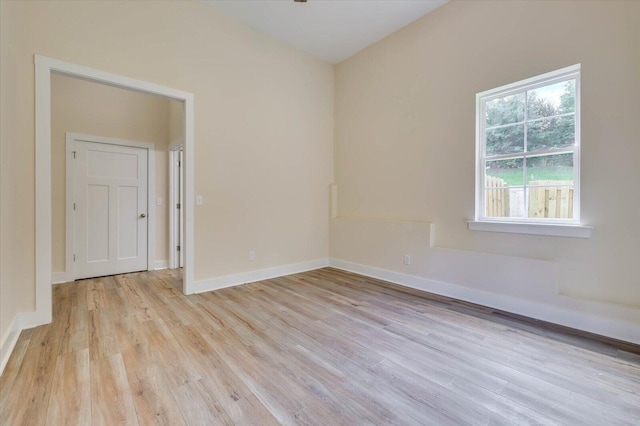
52, 71, 184, 288
33, 55, 195, 328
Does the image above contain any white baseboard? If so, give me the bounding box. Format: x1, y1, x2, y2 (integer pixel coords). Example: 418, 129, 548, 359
51, 271, 70, 285
154, 260, 169, 270
1, 313, 24, 375
195, 258, 329, 294
53, 259, 170, 283
1, 308, 57, 375
329, 258, 640, 346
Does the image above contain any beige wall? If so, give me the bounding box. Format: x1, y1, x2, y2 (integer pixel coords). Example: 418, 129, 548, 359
169, 101, 185, 146
1, 0, 21, 346
0, 0, 333, 346
5, 0, 636, 352
51, 73, 176, 273
334, 0, 639, 310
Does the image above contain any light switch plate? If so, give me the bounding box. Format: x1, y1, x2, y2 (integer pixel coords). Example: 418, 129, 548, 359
196, 195, 203, 205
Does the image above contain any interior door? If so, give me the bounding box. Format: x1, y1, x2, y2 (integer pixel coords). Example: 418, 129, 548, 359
74, 140, 148, 279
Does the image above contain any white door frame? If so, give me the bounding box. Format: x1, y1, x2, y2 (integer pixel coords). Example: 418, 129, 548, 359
168, 142, 184, 270
34, 55, 195, 328
65, 133, 156, 282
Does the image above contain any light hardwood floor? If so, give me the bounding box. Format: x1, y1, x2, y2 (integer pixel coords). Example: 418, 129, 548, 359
1, 268, 639, 425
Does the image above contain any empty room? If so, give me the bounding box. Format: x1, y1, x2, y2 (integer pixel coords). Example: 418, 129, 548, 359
1, 0, 639, 424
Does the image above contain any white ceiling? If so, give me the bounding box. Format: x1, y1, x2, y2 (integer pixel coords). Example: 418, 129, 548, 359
204, 0, 448, 64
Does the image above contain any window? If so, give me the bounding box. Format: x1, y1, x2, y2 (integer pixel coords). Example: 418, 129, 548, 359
475, 65, 582, 231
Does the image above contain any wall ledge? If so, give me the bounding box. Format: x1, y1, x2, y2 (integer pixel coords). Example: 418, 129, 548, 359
468, 220, 593, 238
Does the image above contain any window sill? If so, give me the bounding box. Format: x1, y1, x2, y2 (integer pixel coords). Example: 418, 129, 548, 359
468, 221, 592, 238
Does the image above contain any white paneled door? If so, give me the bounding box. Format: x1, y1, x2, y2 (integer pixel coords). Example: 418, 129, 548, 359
74, 140, 148, 279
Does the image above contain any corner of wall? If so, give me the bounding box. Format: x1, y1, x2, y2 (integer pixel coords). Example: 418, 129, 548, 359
0, 313, 24, 375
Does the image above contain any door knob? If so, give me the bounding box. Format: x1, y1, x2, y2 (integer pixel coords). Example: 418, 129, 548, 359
140, 213, 147, 218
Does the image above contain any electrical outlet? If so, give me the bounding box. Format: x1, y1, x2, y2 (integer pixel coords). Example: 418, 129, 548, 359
404, 255, 411, 265
196, 195, 203, 205
156, 197, 163, 206
249, 250, 255, 261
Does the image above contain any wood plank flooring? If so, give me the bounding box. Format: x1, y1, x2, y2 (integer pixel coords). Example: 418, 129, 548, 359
1, 268, 639, 425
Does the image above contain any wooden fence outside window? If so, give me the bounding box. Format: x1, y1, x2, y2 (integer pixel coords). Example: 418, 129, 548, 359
485, 177, 573, 219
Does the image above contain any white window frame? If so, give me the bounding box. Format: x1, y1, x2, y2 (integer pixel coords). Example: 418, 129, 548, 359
469, 64, 592, 238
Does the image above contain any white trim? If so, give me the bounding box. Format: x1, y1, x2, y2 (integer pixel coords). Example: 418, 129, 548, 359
329, 258, 639, 345
67, 133, 155, 150
51, 272, 70, 285
184, 96, 195, 295
168, 143, 184, 270
65, 136, 74, 283
468, 220, 592, 238
476, 64, 582, 99
475, 64, 582, 226
169, 148, 175, 269
1, 309, 57, 375
65, 133, 156, 281
573, 70, 582, 224
0, 314, 22, 375
168, 141, 184, 151
34, 55, 196, 331
17, 311, 41, 334
35, 56, 53, 325
195, 259, 329, 294
154, 260, 169, 270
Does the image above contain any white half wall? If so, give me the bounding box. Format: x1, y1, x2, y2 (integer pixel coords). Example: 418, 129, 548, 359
330, 217, 640, 345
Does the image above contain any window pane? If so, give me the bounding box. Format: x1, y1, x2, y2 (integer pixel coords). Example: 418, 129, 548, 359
527, 186, 574, 219
486, 93, 525, 127
527, 80, 575, 119
486, 158, 523, 186
486, 124, 524, 155
527, 115, 575, 152
526, 154, 573, 185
